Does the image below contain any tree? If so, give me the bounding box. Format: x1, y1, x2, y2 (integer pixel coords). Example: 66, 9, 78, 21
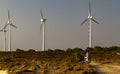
16, 49, 24, 52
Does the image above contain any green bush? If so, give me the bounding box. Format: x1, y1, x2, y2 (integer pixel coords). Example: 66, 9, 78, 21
67, 52, 84, 62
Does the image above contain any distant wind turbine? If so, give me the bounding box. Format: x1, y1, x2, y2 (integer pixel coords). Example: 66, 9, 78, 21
80, 1, 99, 48
3, 10, 17, 52
40, 9, 47, 51
0, 28, 7, 51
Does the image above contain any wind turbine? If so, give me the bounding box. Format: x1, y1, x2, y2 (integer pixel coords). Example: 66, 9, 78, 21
0, 28, 7, 52
40, 9, 47, 51
3, 10, 17, 52
80, 1, 99, 48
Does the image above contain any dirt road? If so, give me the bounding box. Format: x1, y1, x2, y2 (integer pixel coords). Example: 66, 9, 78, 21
90, 62, 120, 74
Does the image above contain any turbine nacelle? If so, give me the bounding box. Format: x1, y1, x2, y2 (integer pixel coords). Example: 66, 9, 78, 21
40, 18, 47, 23
88, 16, 93, 19
7, 20, 10, 24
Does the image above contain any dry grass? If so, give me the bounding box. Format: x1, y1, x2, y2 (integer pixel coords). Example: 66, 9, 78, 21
0, 48, 96, 74
0, 46, 119, 74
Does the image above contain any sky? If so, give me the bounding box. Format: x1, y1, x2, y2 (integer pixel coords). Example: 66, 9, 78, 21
0, 0, 120, 51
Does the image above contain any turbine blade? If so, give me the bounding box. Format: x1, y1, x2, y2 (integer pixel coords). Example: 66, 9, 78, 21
0, 30, 3, 31
40, 9, 44, 19
10, 24, 17, 28
92, 18, 99, 24
43, 21, 46, 24
40, 23, 43, 33
80, 19, 88, 26
3, 24, 8, 29
89, 1, 91, 16
8, 10, 10, 20
4, 30, 6, 32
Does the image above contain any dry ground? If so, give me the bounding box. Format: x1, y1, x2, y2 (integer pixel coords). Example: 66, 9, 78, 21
90, 62, 120, 74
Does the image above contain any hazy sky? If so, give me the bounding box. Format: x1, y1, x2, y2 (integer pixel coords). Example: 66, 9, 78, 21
0, 0, 120, 51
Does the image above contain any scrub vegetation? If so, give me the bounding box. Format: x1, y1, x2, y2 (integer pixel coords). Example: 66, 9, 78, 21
0, 46, 119, 74
89, 46, 120, 65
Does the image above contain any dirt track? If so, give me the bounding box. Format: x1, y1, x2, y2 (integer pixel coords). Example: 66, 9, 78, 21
90, 62, 120, 74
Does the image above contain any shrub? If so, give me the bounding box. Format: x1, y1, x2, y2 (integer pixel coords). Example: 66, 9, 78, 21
67, 52, 84, 62
16, 49, 24, 52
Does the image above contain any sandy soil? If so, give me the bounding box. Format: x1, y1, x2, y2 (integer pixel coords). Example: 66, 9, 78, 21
0, 70, 8, 74
90, 62, 120, 74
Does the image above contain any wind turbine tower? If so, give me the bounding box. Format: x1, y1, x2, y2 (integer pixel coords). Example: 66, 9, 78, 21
40, 9, 47, 51
80, 1, 99, 48
3, 10, 17, 52
0, 29, 7, 51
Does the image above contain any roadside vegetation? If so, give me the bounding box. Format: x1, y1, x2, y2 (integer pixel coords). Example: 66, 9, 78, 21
88, 46, 120, 65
